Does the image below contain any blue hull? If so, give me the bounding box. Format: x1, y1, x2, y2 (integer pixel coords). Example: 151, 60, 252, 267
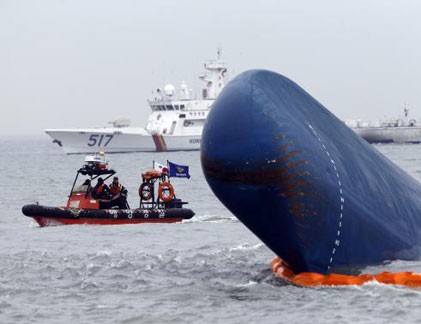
201, 70, 421, 275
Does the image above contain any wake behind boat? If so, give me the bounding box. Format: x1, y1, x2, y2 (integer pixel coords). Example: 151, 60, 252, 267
22, 153, 194, 226
46, 50, 228, 154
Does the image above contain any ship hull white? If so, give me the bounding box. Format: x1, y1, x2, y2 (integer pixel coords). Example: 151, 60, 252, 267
45, 52, 228, 154
45, 129, 202, 154
353, 127, 421, 144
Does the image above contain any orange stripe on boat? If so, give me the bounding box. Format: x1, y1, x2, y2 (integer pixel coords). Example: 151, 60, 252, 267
271, 257, 421, 287
152, 134, 167, 151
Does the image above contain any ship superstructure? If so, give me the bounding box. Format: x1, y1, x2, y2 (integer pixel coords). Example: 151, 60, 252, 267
46, 51, 228, 153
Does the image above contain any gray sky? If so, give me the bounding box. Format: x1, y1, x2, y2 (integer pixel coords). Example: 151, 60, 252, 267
1, 0, 421, 135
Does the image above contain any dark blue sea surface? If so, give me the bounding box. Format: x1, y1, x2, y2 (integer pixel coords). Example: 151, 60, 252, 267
1, 135, 421, 323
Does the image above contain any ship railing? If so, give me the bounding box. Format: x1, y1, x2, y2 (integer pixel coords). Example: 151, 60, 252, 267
204, 61, 227, 70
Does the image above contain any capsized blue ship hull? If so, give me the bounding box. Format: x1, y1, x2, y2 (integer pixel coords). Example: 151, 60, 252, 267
201, 70, 421, 275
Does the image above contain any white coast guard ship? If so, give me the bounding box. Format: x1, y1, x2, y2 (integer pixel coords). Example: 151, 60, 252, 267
347, 107, 421, 144
46, 52, 228, 154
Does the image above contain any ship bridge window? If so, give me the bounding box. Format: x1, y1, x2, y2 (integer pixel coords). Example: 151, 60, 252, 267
180, 105, 185, 110
166, 105, 174, 110
179, 114, 186, 118
174, 105, 179, 110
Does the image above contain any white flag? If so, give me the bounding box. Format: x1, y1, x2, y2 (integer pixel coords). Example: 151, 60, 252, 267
153, 161, 168, 173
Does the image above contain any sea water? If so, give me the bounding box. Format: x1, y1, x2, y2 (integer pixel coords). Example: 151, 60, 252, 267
1, 135, 421, 324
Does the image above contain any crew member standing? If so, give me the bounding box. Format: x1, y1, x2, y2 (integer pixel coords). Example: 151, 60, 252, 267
92, 177, 110, 199
109, 176, 129, 209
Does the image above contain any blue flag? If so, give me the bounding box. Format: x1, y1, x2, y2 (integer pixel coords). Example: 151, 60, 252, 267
168, 161, 191, 179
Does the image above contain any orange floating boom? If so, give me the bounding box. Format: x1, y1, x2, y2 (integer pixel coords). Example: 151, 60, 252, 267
271, 257, 421, 288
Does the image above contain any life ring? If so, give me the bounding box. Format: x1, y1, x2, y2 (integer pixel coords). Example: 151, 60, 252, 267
158, 181, 175, 202
138, 183, 152, 201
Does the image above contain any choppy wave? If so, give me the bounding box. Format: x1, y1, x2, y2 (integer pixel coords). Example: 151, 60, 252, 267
3, 138, 421, 323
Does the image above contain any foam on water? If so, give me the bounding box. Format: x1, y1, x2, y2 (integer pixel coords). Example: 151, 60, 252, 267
184, 214, 238, 224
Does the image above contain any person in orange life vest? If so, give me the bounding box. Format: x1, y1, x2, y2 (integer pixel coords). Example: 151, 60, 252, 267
109, 176, 125, 196
109, 176, 129, 209
92, 177, 111, 200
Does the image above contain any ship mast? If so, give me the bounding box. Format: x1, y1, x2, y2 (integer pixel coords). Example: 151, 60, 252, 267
199, 48, 227, 100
